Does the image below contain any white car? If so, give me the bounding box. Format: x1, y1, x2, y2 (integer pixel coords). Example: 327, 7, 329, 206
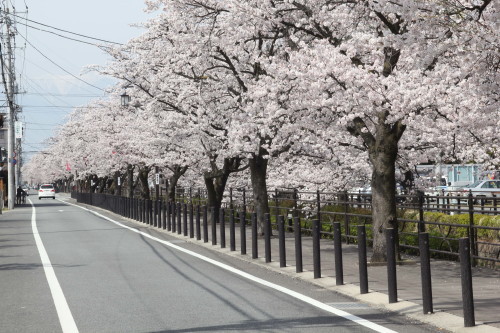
38, 184, 56, 199
461, 180, 500, 197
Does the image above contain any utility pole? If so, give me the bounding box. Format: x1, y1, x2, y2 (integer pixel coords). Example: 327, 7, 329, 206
0, 5, 18, 209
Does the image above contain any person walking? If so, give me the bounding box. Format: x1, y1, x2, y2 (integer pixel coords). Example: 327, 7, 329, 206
21, 188, 27, 203
16, 186, 24, 205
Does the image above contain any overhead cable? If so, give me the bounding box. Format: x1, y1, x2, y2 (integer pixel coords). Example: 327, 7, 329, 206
16, 31, 105, 92
18, 22, 102, 47
7, 11, 123, 45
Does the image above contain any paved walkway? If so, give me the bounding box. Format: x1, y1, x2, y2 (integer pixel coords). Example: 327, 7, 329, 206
68, 196, 500, 333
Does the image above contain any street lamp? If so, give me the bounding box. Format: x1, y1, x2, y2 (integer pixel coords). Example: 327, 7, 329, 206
120, 93, 131, 107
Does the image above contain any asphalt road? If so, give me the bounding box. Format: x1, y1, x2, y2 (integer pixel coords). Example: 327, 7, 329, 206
0, 195, 441, 333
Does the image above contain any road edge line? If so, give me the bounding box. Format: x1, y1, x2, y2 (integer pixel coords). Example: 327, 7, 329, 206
66, 200, 397, 333
29, 199, 79, 333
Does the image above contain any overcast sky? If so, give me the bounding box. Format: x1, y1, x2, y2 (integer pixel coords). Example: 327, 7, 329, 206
12, 0, 154, 162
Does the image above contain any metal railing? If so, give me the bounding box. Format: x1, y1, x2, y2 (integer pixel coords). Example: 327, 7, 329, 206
70, 189, 495, 328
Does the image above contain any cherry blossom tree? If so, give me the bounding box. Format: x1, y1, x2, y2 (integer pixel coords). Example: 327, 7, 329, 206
96, 7, 250, 220
24, 0, 498, 263
223, 0, 498, 260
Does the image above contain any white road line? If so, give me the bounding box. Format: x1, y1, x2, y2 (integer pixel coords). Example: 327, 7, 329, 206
66, 200, 397, 333
30, 199, 79, 333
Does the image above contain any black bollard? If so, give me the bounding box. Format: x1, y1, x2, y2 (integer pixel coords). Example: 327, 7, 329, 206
386, 228, 398, 303
264, 213, 271, 263
203, 206, 208, 243
419, 232, 433, 314
230, 210, 236, 251
294, 217, 303, 273
177, 203, 182, 235
312, 219, 321, 279
195, 205, 201, 240
166, 202, 172, 231
211, 207, 217, 245
278, 215, 286, 267
153, 200, 157, 227
172, 202, 177, 233
183, 204, 188, 236
251, 213, 258, 259
357, 225, 368, 294
459, 238, 475, 327
189, 204, 194, 238
220, 208, 226, 248
161, 201, 166, 229
240, 211, 246, 255
333, 222, 343, 285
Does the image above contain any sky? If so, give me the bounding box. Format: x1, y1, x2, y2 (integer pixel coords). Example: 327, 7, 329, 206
10, 0, 155, 163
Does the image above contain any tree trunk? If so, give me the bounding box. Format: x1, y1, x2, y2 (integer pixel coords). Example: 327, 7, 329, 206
204, 170, 230, 226
137, 166, 151, 199
249, 152, 269, 235
166, 165, 188, 202
112, 171, 122, 196
202, 157, 242, 225
348, 112, 405, 262
126, 165, 134, 198
370, 149, 398, 262
368, 118, 404, 262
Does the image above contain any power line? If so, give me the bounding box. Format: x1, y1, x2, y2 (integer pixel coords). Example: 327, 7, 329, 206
25, 92, 102, 97
22, 105, 98, 108
20, 57, 104, 96
16, 31, 105, 92
18, 22, 102, 47
7, 11, 123, 45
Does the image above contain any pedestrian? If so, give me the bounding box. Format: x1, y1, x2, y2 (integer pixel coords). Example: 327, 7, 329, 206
16, 186, 23, 205
21, 188, 27, 203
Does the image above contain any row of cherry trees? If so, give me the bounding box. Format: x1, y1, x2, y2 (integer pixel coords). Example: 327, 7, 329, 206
23, 0, 498, 261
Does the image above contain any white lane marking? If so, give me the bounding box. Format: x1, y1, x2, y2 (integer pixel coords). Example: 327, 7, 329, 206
30, 199, 79, 333
66, 200, 397, 333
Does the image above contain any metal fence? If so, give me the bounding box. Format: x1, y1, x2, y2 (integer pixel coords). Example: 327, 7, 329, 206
171, 187, 499, 266
70, 189, 497, 327
73, 187, 499, 266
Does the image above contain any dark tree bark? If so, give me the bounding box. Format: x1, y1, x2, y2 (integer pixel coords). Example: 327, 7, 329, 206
112, 171, 123, 196
166, 164, 189, 202
349, 113, 405, 262
249, 150, 270, 235
89, 175, 98, 193
369, 138, 399, 262
203, 157, 244, 225
126, 164, 135, 198
137, 166, 152, 199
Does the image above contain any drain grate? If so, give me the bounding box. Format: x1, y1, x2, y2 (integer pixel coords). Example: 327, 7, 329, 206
326, 302, 371, 310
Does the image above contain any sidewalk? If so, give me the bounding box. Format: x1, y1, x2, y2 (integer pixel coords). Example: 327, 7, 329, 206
69, 196, 500, 333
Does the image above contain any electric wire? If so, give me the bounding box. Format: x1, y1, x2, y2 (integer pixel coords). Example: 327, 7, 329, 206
22, 105, 99, 108
21, 76, 74, 108
18, 22, 104, 47
21, 56, 104, 95
14, 6, 29, 93
16, 31, 105, 91
25, 93, 102, 97
6, 11, 123, 45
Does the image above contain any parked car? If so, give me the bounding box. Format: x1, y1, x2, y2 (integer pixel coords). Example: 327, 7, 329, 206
461, 180, 500, 198
38, 184, 56, 200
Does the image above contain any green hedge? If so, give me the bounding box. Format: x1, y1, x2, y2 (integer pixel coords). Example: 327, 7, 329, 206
399, 211, 499, 258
